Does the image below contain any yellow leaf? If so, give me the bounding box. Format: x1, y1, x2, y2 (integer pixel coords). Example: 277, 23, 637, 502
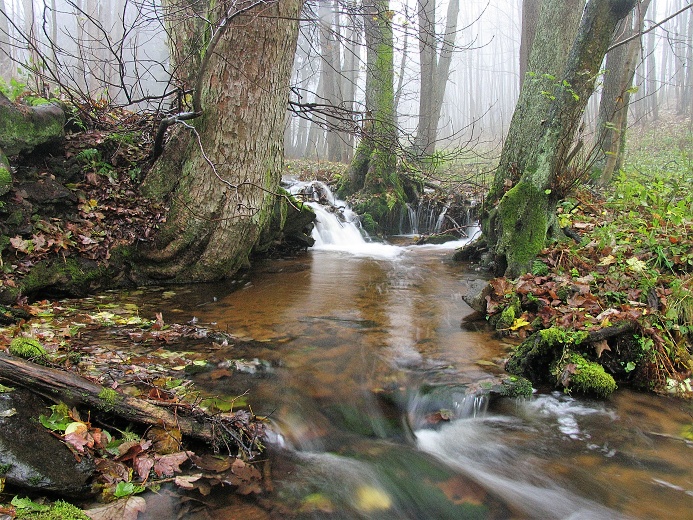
355, 485, 392, 512
598, 255, 617, 266
510, 317, 531, 330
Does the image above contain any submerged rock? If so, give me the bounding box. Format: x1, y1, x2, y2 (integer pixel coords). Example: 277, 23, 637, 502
0, 388, 95, 496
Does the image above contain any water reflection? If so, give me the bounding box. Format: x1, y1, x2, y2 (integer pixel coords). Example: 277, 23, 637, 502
103, 245, 691, 519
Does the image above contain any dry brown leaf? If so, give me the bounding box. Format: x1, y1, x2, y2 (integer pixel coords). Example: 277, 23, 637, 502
593, 340, 611, 358
84, 496, 146, 520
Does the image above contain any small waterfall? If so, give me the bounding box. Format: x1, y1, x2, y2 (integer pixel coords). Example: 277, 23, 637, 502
286, 179, 403, 259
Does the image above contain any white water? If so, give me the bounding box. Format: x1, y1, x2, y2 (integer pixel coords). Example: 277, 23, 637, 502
287, 179, 404, 259
286, 178, 480, 257
416, 394, 630, 520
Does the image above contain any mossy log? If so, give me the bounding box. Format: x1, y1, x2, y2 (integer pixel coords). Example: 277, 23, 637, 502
0, 353, 217, 444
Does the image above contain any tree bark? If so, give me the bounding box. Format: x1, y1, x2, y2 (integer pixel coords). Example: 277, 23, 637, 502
594, 0, 652, 185
486, 0, 638, 278
489, 0, 584, 205
139, 0, 304, 282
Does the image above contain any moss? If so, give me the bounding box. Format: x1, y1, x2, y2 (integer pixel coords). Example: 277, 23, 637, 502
97, 387, 120, 406
0, 166, 11, 197
498, 375, 534, 398
97, 387, 121, 412
497, 182, 549, 277
558, 353, 617, 398
15, 500, 90, 520
493, 295, 521, 330
9, 337, 47, 362
506, 330, 559, 383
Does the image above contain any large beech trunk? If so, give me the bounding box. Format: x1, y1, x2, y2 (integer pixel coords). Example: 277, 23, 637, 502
484, 0, 638, 278
139, 1, 304, 283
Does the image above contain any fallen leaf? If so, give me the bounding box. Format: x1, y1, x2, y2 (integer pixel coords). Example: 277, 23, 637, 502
153, 451, 190, 477
593, 340, 611, 358
84, 496, 146, 520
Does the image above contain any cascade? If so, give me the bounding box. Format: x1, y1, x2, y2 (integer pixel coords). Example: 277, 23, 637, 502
286, 179, 402, 258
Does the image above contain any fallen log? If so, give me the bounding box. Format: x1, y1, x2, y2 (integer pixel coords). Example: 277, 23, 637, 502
0, 352, 256, 453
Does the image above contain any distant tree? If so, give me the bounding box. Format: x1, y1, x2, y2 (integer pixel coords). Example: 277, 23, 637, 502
0, 0, 12, 80
338, 0, 408, 231
594, 0, 652, 185
479, 0, 638, 277
415, 0, 460, 155
519, 0, 540, 82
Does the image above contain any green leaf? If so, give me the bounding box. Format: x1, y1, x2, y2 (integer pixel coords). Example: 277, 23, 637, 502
39, 403, 71, 431
11, 496, 51, 512
114, 481, 145, 497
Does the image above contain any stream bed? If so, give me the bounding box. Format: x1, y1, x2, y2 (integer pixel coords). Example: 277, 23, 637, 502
97, 238, 691, 519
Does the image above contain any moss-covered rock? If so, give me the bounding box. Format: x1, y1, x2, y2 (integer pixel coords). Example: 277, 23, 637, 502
0, 93, 65, 156
556, 353, 617, 398
9, 337, 47, 362
497, 375, 534, 398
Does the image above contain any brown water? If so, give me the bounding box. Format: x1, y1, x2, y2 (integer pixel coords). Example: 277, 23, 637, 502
114, 242, 693, 519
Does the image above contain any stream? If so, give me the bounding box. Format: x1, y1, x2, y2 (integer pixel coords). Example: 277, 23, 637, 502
98, 183, 691, 519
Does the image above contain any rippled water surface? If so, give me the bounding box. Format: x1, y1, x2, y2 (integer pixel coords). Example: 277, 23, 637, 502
111, 240, 693, 519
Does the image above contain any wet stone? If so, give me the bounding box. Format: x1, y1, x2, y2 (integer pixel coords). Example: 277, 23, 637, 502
0, 388, 95, 496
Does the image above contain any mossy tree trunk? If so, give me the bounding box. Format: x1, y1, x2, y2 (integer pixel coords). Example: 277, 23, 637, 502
339, 0, 406, 231
139, 0, 304, 282
488, 0, 584, 206
484, 0, 638, 277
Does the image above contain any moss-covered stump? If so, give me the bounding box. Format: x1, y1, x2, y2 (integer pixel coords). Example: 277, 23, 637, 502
506, 327, 618, 398
352, 192, 405, 235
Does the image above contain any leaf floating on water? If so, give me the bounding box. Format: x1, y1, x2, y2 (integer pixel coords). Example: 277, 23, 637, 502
354, 485, 392, 512
300, 493, 335, 513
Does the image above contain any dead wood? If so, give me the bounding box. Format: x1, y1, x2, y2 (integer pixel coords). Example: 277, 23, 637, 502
0, 352, 231, 446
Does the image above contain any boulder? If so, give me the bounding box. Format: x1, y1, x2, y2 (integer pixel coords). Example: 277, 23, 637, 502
0, 388, 95, 495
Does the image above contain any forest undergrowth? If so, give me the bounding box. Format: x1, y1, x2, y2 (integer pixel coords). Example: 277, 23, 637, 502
485, 118, 693, 397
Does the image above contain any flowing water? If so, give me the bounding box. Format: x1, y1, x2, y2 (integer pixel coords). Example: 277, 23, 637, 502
109, 183, 691, 519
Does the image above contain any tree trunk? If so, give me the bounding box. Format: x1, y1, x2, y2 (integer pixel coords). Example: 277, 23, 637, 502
0, 0, 12, 80
486, 0, 638, 278
519, 0, 541, 83
318, 0, 342, 162
139, 0, 304, 282
489, 0, 585, 204
415, 0, 459, 155
594, 0, 652, 185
